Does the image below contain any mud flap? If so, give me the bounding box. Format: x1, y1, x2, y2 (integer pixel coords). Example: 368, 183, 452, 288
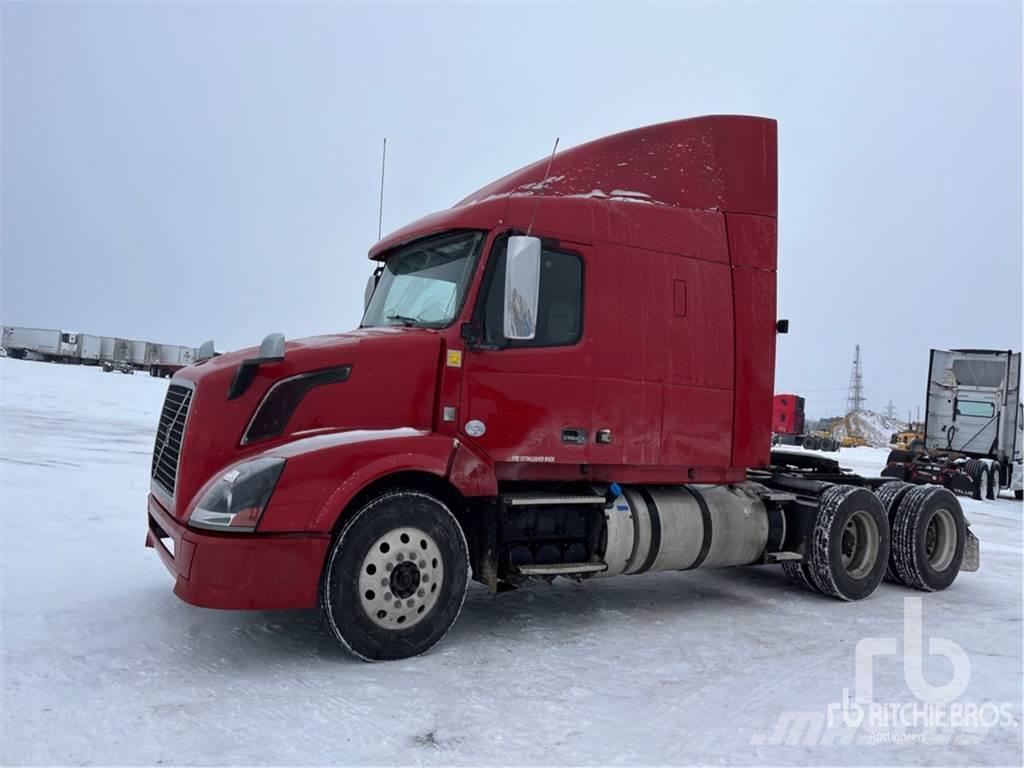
961, 528, 980, 572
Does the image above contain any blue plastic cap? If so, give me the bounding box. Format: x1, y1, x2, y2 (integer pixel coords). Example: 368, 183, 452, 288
609, 482, 622, 497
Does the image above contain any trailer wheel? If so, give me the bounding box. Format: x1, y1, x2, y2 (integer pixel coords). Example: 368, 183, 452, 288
891, 485, 965, 591
873, 480, 913, 584
803, 435, 820, 451
320, 490, 469, 661
807, 485, 889, 601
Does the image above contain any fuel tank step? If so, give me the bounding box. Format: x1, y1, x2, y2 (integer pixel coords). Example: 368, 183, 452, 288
503, 494, 607, 507
514, 562, 609, 576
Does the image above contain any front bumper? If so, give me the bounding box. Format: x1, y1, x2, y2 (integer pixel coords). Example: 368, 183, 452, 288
146, 494, 329, 610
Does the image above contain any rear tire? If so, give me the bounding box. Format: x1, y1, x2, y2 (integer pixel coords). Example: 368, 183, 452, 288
964, 459, 987, 501
873, 480, 913, 584
987, 463, 1000, 500
803, 435, 820, 451
782, 560, 820, 593
890, 485, 965, 592
320, 490, 469, 661
808, 485, 890, 601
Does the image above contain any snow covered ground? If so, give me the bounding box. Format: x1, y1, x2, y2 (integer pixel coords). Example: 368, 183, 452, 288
1, 358, 1021, 766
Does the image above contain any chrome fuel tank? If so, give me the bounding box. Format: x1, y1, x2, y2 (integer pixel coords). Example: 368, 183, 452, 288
600, 483, 769, 577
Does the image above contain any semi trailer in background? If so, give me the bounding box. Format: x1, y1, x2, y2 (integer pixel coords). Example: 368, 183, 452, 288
144, 116, 979, 662
2, 325, 198, 378
771, 393, 840, 451
2, 327, 65, 361
884, 349, 1022, 500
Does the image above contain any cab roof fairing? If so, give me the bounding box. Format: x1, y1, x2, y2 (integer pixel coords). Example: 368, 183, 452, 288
367, 115, 777, 261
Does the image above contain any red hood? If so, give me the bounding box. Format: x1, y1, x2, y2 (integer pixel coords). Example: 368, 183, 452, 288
165, 327, 443, 520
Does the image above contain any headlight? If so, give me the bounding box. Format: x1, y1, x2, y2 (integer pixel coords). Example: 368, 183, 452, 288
189, 457, 285, 532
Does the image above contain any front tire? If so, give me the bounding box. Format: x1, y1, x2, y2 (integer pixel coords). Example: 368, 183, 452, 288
320, 490, 469, 661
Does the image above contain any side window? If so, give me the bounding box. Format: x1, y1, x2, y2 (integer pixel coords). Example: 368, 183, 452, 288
956, 400, 995, 418
481, 237, 584, 348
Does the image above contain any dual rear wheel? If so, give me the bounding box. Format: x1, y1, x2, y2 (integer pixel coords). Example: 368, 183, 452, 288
783, 485, 889, 601
783, 483, 966, 599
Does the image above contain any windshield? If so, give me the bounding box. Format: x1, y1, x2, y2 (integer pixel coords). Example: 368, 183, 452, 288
361, 231, 484, 328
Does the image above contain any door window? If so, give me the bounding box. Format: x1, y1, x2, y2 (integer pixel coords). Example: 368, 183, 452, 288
480, 236, 583, 348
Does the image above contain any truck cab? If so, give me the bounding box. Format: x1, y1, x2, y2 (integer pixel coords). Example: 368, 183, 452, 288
146, 116, 976, 661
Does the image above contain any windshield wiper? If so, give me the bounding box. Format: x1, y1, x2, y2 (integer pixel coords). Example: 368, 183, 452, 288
385, 313, 420, 327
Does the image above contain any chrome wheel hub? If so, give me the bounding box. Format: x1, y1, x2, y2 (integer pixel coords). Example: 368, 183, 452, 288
358, 527, 444, 629
926, 508, 956, 571
840, 509, 880, 580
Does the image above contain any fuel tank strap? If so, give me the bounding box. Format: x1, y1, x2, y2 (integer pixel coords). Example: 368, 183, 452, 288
634, 486, 662, 574
679, 485, 714, 570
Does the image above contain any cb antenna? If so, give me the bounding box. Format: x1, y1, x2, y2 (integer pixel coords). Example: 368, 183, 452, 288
377, 137, 387, 240
527, 137, 559, 237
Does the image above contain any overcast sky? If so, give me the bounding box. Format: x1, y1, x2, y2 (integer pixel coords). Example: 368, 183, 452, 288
2, 1, 1021, 418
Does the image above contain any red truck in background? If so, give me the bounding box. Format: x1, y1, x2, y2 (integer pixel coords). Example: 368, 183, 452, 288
145, 116, 978, 661
771, 393, 840, 452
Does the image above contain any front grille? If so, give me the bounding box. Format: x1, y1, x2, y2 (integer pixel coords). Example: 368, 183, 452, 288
151, 383, 193, 497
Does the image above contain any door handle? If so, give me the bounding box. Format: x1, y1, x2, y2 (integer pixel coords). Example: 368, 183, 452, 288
561, 428, 587, 445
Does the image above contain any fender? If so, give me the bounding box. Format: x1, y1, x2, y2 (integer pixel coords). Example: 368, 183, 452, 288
251, 428, 497, 533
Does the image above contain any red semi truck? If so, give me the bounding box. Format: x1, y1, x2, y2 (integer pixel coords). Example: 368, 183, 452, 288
146, 116, 979, 661
771, 393, 839, 452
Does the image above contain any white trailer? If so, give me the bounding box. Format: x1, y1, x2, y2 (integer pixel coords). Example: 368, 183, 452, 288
78, 334, 102, 363
149, 344, 197, 377
100, 337, 134, 373
2, 327, 62, 360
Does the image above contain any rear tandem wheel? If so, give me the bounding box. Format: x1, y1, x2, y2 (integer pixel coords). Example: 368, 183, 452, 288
784, 485, 890, 601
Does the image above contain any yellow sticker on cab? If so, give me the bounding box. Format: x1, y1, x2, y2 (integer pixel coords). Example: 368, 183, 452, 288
447, 350, 463, 368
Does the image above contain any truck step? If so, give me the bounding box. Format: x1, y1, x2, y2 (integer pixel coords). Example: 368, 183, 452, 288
764, 551, 803, 563
503, 493, 607, 507
514, 562, 609, 576
755, 489, 798, 502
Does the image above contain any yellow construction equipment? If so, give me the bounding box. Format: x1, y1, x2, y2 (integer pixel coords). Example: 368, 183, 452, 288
889, 421, 925, 452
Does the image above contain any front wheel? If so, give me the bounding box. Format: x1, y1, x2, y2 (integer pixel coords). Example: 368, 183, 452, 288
320, 490, 469, 661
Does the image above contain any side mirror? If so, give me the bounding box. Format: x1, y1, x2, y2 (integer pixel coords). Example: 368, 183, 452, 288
257, 332, 285, 362
503, 236, 541, 340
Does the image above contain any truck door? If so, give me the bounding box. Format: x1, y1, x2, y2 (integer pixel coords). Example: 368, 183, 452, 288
460, 234, 592, 471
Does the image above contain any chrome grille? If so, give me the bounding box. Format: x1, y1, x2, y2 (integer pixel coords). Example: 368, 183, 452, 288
151, 383, 193, 497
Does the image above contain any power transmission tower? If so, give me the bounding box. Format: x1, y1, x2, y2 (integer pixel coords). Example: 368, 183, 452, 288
885, 400, 895, 419
846, 344, 866, 415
